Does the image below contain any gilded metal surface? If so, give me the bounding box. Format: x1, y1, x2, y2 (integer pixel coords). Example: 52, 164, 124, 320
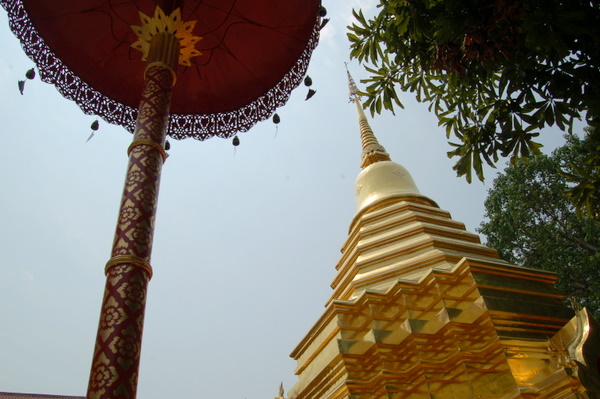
289, 119, 594, 398
345, 66, 390, 169
353, 161, 437, 218
145, 33, 179, 76
354, 98, 390, 169
290, 192, 596, 398
105, 255, 153, 279
291, 258, 523, 398
87, 55, 175, 398
131, 7, 202, 67
127, 139, 167, 163
290, 199, 584, 397
542, 308, 600, 396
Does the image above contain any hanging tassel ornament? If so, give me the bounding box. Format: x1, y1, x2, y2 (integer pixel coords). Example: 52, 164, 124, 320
86, 119, 99, 142
273, 113, 281, 137
304, 75, 316, 100
18, 68, 36, 95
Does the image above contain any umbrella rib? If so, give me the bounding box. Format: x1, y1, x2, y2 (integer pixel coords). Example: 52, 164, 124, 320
187, 0, 238, 36
33, 0, 131, 21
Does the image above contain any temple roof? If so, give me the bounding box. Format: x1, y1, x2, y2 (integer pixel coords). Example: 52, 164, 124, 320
0, 393, 83, 399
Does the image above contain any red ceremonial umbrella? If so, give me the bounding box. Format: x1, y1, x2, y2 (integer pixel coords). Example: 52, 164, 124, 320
3, 0, 320, 138
1, 0, 322, 397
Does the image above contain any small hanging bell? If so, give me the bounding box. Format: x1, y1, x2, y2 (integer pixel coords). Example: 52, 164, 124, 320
318, 6, 327, 17
18, 68, 36, 95
86, 119, 99, 142
305, 88, 316, 101
304, 76, 313, 87
232, 135, 240, 157
165, 140, 171, 151
273, 113, 281, 137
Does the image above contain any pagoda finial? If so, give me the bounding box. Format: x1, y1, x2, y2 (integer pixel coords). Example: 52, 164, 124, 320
275, 382, 285, 399
345, 63, 391, 169
345, 62, 360, 103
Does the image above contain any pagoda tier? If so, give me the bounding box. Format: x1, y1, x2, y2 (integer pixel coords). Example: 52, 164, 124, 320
290, 198, 600, 398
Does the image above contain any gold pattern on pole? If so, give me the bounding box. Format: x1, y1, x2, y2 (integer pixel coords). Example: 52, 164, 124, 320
127, 139, 168, 162
105, 255, 154, 279
131, 7, 202, 67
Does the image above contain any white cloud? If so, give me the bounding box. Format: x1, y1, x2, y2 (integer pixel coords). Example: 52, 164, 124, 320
20, 266, 35, 282
319, 18, 337, 48
344, 0, 377, 26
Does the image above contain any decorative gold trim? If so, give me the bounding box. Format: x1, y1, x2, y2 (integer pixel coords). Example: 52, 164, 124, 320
144, 33, 179, 83
127, 139, 168, 162
131, 6, 202, 67
105, 255, 153, 279
144, 61, 177, 84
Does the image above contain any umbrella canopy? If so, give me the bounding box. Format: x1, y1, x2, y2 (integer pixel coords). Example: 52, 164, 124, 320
2, 0, 321, 139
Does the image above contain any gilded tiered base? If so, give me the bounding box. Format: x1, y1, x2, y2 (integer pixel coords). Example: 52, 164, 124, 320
289, 200, 600, 399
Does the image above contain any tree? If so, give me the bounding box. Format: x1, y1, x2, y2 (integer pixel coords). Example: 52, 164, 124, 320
563, 126, 600, 219
347, 0, 600, 186
478, 132, 600, 316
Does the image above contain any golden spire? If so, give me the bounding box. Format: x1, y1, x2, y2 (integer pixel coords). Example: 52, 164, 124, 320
345, 64, 391, 169
275, 382, 285, 399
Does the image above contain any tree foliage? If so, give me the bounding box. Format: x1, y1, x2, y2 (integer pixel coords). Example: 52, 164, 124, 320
348, 0, 600, 185
563, 126, 600, 218
478, 133, 600, 316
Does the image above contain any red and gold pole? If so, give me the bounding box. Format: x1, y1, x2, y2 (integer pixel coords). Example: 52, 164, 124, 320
86, 31, 179, 399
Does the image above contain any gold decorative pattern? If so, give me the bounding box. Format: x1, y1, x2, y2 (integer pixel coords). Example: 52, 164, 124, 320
105, 255, 153, 279
88, 264, 149, 399
111, 64, 173, 262
87, 59, 175, 398
131, 7, 202, 67
127, 139, 167, 164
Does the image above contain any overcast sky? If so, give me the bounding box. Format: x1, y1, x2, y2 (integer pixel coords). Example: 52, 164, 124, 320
0, 1, 574, 398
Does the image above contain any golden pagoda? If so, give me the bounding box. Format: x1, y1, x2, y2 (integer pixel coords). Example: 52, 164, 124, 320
287, 70, 600, 399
